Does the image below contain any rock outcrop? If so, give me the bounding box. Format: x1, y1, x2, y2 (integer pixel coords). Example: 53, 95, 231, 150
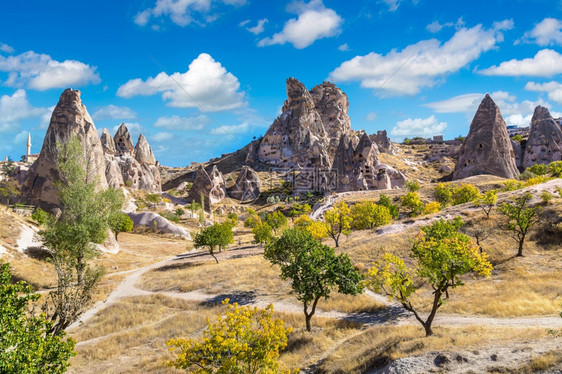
453, 95, 519, 180
227, 166, 261, 201
102, 126, 161, 192
127, 212, 191, 239
370, 130, 397, 154
188, 166, 226, 210
22, 89, 107, 208
522, 106, 562, 168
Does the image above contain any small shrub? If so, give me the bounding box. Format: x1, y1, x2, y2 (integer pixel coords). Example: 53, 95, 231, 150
433, 183, 453, 206
145, 193, 162, 204
541, 191, 554, 204
423, 201, 441, 215
517, 169, 537, 181
548, 161, 562, 177
527, 164, 548, 176
511, 134, 523, 142
523, 175, 552, 187
401, 192, 424, 217
502, 179, 524, 191
174, 208, 185, 217
378, 194, 399, 219
252, 222, 274, 246
405, 180, 421, 192
160, 211, 180, 223
350, 201, 392, 230
244, 214, 261, 229
452, 184, 480, 205
227, 212, 239, 221
31, 207, 51, 226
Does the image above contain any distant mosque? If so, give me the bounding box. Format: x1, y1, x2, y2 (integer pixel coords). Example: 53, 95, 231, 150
21, 132, 39, 164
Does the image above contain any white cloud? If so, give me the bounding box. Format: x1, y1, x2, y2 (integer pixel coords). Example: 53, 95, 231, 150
329, 22, 511, 95
525, 81, 562, 104
152, 132, 174, 142
520, 18, 562, 46
423, 93, 482, 113
14, 130, 28, 144
426, 20, 449, 33
154, 114, 208, 130
338, 43, 349, 51
366, 112, 377, 121
480, 49, 562, 77
117, 53, 246, 112
135, 0, 246, 27
239, 19, 250, 27
381, 0, 400, 12
92, 105, 137, 121
258, 0, 342, 49
112, 122, 144, 141
246, 18, 268, 35
0, 51, 100, 90
0, 43, 14, 54
0, 89, 48, 131
210, 122, 251, 135
391, 115, 447, 137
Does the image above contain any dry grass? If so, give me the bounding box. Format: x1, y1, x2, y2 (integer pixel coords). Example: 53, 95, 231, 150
511, 350, 562, 373
139, 254, 385, 314
316, 325, 552, 373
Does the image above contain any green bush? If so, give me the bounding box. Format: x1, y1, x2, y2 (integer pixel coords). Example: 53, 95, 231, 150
350, 201, 392, 230
265, 211, 288, 234
378, 194, 399, 219
548, 161, 562, 178
160, 211, 180, 223
433, 183, 453, 206
227, 212, 239, 221
145, 193, 162, 203
175, 208, 185, 217
108, 211, 134, 239
517, 169, 537, 181
511, 134, 523, 142
401, 192, 424, 217
244, 214, 261, 229
527, 164, 548, 176
32, 207, 51, 226
405, 180, 421, 193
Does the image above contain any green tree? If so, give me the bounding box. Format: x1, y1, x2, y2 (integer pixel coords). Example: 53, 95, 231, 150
433, 183, 453, 207
167, 300, 291, 374
0, 263, 75, 373
194, 223, 234, 263
0, 179, 20, 206
498, 192, 541, 257
265, 229, 363, 331
350, 201, 392, 230
365, 219, 492, 336
324, 201, 352, 247
252, 222, 274, 246
108, 211, 134, 239
527, 164, 548, 176
401, 191, 424, 217
1, 159, 16, 177
474, 190, 498, 218
288, 203, 311, 221
548, 161, 562, 178
265, 211, 288, 235
378, 194, 399, 219
32, 208, 51, 226
405, 180, 421, 192
244, 214, 261, 229
39, 137, 123, 335
451, 184, 480, 205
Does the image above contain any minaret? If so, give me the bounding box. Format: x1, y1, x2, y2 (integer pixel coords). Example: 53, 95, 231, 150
26, 132, 31, 160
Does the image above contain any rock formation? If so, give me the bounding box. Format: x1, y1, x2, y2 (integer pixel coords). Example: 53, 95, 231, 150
188, 166, 226, 210
522, 106, 562, 168
102, 126, 161, 192
127, 211, 191, 239
227, 166, 261, 201
22, 89, 107, 208
370, 130, 397, 154
453, 95, 519, 180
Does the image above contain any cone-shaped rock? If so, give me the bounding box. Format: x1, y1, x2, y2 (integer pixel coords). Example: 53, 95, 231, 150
101, 128, 116, 155
114, 123, 135, 156
453, 94, 519, 180
134, 134, 156, 165
227, 166, 261, 201
188, 166, 226, 210
22, 88, 107, 208
522, 106, 562, 168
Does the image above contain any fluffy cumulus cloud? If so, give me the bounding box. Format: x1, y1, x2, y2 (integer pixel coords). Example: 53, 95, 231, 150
92, 105, 137, 121
154, 114, 208, 130
117, 53, 246, 112
423, 93, 483, 113
480, 49, 562, 77
520, 18, 562, 46
134, 0, 246, 27
152, 132, 174, 142
0, 89, 48, 131
258, 0, 343, 49
0, 43, 14, 54
390, 115, 447, 137
329, 22, 512, 95
525, 81, 562, 105
0, 51, 100, 90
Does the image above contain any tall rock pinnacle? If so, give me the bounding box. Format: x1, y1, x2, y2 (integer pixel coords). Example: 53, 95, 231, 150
453, 94, 519, 180
521, 105, 562, 168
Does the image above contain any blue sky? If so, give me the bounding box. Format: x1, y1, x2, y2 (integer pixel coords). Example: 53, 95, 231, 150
1, 0, 562, 166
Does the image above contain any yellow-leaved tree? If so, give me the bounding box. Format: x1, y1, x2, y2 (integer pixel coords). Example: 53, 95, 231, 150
365, 218, 492, 336
323, 201, 352, 247
167, 300, 292, 374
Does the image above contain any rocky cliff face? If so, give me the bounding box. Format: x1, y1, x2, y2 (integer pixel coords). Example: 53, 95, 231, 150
22, 88, 108, 208
453, 94, 519, 180
522, 106, 562, 168
227, 166, 261, 201
114, 123, 135, 156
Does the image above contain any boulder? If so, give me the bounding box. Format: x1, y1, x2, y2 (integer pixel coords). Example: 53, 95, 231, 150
453, 94, 519, 180
227, 166, 261, 201
22, 88, 107, 209
522, 106, 562, 168
127, 212, 191, 239
188, 166, 226, 210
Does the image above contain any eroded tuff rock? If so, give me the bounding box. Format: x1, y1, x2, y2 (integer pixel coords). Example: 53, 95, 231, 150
114, 123, 135, 156
227, 166, 261, 201
103, 126, 161, 192
522, 106, 562, 168
188, 166, 226, 210
370, 130, 397, 155
22, 89, 107, 208
453, 95, 519, 180
101, 128, 116, 155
